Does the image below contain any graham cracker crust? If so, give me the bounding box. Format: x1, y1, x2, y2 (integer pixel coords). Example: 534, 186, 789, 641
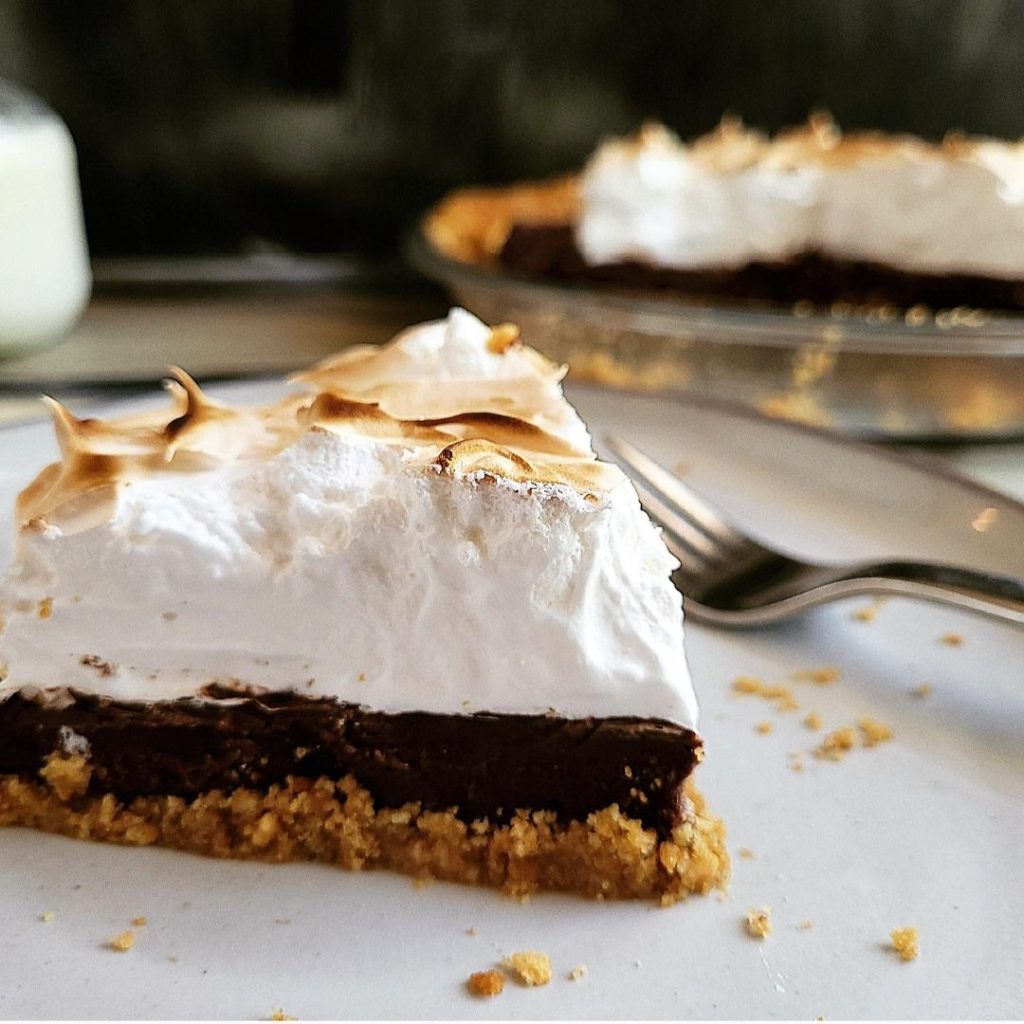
0, 753, 728, 903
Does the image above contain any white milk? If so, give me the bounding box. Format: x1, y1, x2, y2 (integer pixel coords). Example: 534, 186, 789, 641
0, 83, 91, 352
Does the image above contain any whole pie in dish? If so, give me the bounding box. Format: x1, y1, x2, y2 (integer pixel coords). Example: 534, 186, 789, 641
0, 308, 727, 903
425, 115, 1024, 311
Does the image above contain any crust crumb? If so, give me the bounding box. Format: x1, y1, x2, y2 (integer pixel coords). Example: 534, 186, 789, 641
131, 916, 148, 927
857, 717, 893, 748
939, 633, 964, 647
738, 848, 755, 860
270, 1008, 297, 1020
803, 712, 823, 731
889, 926, 919, 961
797, 919, 814, 930
911, 683, 933, 699
847, 598, 888, 622
794, 666, 840, 685
502, 950, 552, 986
80, 654, 117, 677
568, 964, 588, 981
746, 906, 772, 939
107, 930, 135, 952
814, 727, 858, 761
37, 597, 53, 620
731, 676, 799, 712
40, 911, 55, 923
755, 721, 773, 735
466, 926, 478, 936
466, 969, 505, 997
788, 754, 805, 772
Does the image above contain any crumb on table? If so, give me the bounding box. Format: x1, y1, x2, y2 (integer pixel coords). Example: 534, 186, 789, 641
466, 969, 505, 997
568, 964, 588, 981
270, 1008, 298, 1021
502, 950, 552, 986
746, 906, 772, 939
803, 712, 823, 731
731, 676, 799, 712
131, 916, 148, 927
107, 930, 135, 952
794, 666, 840, 685
851, 598, 887, 623
738, 848, 755, 860
40, 911, 55, 923
755, 721, 773, 735
788, 753, 805, 773
857, 717, 893, 748
814, 727, 859, 761
889, 926, 919, 961
911, 683, 933, 699
939, 633, 964, 647
797, 920, 814, 930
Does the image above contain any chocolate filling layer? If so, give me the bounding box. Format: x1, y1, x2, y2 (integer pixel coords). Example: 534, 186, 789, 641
0, 687, 701, 837
499, 224, 1024, 311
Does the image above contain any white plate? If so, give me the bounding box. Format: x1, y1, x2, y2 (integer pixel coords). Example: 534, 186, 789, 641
1, 384, 1022, 1020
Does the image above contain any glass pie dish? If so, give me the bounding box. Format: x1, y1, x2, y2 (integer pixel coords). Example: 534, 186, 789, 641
408, 228, 1024, 442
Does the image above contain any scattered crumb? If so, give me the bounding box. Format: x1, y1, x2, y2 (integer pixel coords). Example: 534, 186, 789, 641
167, 955, 178, 963
107, 930, 135, 952
788, 754, 805, 773
971, 506, 999, 533
357, 672, 366, 683
814, 727, 858, 761
502, 950, 552, 987
37, 597, 53, 620
889, 926, 919, 961
466, 926, 477, 937
911, 683, 933, 699
568, 964, 588, 982
746, 906, 772, 939
858, 717, 893, 748
273, 918, 292, 925
731, 676, 799, 712
738, 848, 755, 860
270, 1009, 297, 1021
939, 633, 964, 647
40, 911, 55, 923
466, 969, 505, 998
797, 920, 814, 930
851, 597, 888, 623
794, 666, 840, 685
755, 721, 774, 735
131, 916, 148, 927
79, 654, 117, 677
803, 712, 823, 731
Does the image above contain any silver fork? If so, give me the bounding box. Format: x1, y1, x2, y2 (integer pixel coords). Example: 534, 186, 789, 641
605, 436, 1024, 628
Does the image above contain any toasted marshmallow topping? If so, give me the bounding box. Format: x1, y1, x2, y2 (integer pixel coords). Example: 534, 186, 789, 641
578, 115, 1024, 278
0, 309, 697, 728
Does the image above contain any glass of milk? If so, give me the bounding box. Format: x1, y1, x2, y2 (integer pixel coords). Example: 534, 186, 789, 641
0, 79, 91, 355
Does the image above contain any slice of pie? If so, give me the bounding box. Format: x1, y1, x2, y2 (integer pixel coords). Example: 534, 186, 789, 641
0, 308, 727, 902
425, 115, 1024, 311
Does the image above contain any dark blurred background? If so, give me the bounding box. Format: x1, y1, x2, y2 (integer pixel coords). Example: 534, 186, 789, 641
2, 0, 1022, 260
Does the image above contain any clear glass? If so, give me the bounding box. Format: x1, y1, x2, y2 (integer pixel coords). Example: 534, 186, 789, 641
409, 230, 1024, 441
0, 79, 91, 356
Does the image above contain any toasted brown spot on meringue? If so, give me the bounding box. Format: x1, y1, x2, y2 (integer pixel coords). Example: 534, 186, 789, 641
434, 439, 622, 498
487, 323, 521, 354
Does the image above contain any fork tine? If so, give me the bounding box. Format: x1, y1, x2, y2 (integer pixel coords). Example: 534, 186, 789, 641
604, 435, 747, 550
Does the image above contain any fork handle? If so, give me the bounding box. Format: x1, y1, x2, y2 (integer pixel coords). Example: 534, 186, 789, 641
761, 560, 1024, 626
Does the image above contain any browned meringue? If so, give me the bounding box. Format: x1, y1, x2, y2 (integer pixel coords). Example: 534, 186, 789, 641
18, 311, 622, 535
